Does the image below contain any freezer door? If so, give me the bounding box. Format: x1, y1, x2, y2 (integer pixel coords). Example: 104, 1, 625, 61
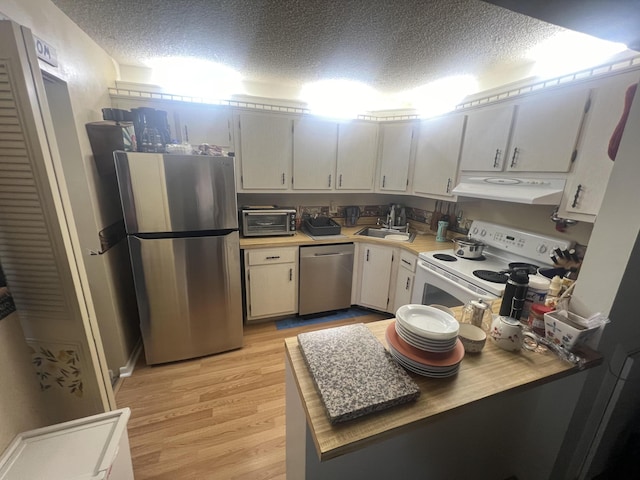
114, 152, 238, 233
128, 231, 243, 364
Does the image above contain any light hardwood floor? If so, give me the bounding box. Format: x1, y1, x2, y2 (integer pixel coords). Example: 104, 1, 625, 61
116, 311, 390, 480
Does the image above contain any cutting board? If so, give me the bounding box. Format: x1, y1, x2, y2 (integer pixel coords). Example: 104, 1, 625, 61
297, 323, 420, 424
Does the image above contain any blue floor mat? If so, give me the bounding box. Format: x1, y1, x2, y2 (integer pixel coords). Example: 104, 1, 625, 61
275, 308, 371, 330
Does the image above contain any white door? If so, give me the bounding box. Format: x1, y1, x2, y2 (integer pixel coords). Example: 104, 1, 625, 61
413, 114, 466, 197
359, 244, 393, 311
0, 21, 114, 419
378, 122, 413, 192
247, 263, 297, 319
173, 104, 232, 147
238, 112, 292, 189
507, 87, 590, 172
459, 104, 515, 171
293, 117, 337, 190
563, 71, 640, 217
336, 121, 378, 190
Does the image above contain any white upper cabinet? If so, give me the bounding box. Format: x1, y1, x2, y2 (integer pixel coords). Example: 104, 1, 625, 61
507, 87, 590, 172
378, 122, 414, 192
336, 121, 378, 190
237, 112, 293, 190
413, 114, 466, 197
293, 117, 338, 190
173, 105, 232, 147
459, 86, 590, 173
459, 104, 515, 171
559, 70, 640, 220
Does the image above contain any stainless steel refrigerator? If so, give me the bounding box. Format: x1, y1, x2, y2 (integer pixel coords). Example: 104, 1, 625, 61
114, 151, 243, 364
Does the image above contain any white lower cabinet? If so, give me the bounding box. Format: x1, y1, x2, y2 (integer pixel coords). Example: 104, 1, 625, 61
244, 246, 298, 322
356, 243, 396, 313
393, 251, 417, 312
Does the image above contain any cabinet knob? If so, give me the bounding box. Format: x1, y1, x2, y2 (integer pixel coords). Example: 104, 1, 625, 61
493, 149, 501, 168
571, 184, 583, 208
510, 147, 519, 167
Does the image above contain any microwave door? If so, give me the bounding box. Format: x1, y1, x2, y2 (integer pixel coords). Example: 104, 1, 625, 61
244, 212, 288, 234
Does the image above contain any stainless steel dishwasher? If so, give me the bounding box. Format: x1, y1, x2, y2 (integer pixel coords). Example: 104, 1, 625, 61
299, 243, 354, 315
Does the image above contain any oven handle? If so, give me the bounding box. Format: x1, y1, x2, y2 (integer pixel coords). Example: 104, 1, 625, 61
415, 260, 498, 303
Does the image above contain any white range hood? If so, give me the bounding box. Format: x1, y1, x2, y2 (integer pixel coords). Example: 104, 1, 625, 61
452, 175, 566, 205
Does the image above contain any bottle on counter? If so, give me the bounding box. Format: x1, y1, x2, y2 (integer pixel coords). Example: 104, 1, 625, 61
544, 275, 563, 308
522, 275, 551, 320
436, 220, 449, 242
499, 269, 529, 320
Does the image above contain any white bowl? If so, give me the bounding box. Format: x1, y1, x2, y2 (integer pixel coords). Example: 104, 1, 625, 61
395, 304, 459, 340
458, 323, 487, 353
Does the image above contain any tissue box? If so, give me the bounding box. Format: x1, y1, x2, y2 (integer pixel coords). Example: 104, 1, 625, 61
544, 310, 600, 351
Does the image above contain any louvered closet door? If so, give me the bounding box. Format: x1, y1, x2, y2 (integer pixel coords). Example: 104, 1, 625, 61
0, 21, 113, 418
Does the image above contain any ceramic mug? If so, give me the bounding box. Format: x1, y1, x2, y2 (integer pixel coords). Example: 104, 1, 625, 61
489, 315, 538, 352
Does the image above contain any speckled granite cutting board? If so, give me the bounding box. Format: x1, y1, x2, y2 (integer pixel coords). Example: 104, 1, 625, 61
297, 323, 420, 424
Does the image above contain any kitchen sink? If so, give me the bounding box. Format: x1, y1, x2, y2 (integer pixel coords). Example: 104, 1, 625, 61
355, 227, 416, 243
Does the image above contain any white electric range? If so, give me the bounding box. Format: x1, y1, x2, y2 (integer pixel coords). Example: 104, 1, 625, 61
411, 220, 573, 307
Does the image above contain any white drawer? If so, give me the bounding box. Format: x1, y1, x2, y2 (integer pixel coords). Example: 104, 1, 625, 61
246, 246, 298, 266
398, 251, 417, 272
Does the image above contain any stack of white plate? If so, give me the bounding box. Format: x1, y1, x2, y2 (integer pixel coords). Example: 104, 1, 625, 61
387, 304, 464, 378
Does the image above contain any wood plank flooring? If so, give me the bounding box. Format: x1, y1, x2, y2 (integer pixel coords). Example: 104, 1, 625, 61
115, 311, 390, 480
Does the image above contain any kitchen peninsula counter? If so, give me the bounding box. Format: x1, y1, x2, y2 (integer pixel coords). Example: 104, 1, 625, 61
284, 317, 602, 479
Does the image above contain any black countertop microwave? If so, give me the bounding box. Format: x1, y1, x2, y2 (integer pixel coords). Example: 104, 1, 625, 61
240, 206, 297, 237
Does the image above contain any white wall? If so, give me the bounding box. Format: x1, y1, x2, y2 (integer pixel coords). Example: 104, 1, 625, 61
0, 314, 50, 452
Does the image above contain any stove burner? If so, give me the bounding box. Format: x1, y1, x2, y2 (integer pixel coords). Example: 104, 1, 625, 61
433, 253, 457, 262
473, 270, 509, 284
459, 255, 486, 261
508, 262, 539, 275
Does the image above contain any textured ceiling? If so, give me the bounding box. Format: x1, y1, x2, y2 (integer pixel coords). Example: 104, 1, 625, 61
50, 0, 634, 96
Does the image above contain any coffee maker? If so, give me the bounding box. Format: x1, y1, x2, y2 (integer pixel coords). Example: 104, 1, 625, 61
130, 107, 171, 153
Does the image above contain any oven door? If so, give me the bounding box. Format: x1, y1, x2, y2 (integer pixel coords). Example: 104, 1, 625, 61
411, 259, 499, 308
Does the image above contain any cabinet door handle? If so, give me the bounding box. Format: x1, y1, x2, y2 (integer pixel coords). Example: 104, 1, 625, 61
446, 178, 452, 193
510, 147, 519, 167
265, 255, 281, 260
339, 174, 343, 187
382, 175, 386, 188
289, 268, 293, 281
401, 258, 411, 266
328, 174, 332, 187
366, 249, 370, 262
281, 173, 285, 184
571, 184, 583, 208
493, 149, 501, 168
405, 277, 410, 290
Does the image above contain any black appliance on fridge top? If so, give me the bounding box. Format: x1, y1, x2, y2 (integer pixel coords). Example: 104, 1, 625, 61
114, 151, 243, 364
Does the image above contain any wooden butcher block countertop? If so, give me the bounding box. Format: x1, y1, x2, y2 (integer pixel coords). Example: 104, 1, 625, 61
239, 224, 448, 254
284, 316, 602, 461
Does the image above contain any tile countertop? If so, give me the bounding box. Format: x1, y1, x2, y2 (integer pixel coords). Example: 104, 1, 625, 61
284, 314, 602, 461
239, 224, 451, 254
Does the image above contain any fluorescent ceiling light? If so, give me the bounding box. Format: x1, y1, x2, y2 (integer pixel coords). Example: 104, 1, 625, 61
529, 31, 628, 79
301, 79, 379, 119
404, 75, 478, 118
146, 57, 244, 100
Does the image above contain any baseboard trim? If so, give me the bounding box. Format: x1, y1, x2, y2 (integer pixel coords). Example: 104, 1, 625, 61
119, 339, 143, 378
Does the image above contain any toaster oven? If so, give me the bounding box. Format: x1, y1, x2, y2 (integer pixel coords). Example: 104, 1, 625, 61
240, 206, 297, 237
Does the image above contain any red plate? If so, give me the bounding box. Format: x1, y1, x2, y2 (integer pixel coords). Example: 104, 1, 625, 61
386, 321, 464, 367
